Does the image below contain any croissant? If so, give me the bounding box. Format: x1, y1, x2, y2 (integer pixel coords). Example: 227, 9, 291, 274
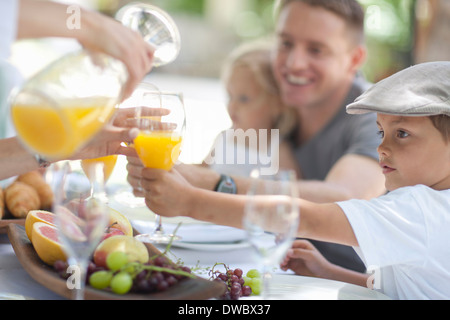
5, 181, 41, 218
17, 170, 54, 209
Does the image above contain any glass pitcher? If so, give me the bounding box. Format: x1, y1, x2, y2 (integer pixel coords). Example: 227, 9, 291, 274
9, 3, 181, 160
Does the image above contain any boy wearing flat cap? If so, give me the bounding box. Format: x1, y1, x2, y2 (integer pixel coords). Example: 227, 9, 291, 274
132, 62, 450, 299
285, 61, 450, 299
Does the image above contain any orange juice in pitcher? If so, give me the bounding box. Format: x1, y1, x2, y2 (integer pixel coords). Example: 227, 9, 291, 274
12, 96, 116, 159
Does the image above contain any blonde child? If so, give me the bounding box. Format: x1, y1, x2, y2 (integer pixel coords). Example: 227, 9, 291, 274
203, 42, 301, 178
132, 61, 450, 299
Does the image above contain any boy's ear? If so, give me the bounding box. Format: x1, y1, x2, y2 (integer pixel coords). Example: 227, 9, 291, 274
348, 45, 367, 73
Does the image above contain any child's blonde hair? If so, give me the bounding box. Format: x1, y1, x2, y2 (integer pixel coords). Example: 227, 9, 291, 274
221, 41, 279, 96
221, 41, 297, 138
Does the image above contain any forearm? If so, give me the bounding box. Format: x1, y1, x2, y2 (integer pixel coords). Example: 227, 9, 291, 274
297, 180, 354, 203
18, 0, 82, 39
17, 0, 103, 47
325, 264, 371, 288
0, 137, 46, 180
186, 188, 247, 229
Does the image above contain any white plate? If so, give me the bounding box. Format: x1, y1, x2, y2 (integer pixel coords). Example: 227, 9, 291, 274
131, 220, 247, 243
167, 240, 251, 251
243, 274, 391, 300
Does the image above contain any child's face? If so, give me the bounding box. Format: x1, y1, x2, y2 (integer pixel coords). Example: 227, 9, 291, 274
226, 65, 279, 131
377, 114, 450, 191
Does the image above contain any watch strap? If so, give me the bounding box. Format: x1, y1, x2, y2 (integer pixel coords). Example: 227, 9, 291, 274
34, 154, 51, 168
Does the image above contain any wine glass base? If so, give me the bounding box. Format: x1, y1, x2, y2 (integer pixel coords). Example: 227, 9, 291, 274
135, 233, 181, 244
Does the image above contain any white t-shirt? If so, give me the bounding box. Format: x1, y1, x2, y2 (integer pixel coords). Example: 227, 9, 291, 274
338, 185, 450, 300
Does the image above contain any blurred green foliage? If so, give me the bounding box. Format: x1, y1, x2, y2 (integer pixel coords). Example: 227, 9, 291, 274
359, 0, 416, 82
148, 0, 205, 15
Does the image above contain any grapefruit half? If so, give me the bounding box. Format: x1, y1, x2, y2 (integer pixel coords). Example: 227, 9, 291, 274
31, 222, 67, 266
25, 210, 56, 242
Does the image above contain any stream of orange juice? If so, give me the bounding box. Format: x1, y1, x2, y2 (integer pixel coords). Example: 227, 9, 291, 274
133, 131, 182, 170
81, 155, 118, 183
11, 99, 115, 159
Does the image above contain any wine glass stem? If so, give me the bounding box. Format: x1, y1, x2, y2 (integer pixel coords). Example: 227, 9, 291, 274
153, 214, 164, 234
262, 266, 272, 300
89, 183, 94, 198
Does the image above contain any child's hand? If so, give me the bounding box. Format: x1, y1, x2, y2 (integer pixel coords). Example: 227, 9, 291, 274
280, 240, 335, 279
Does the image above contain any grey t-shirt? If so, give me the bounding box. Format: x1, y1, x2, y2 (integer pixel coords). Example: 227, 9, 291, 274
291, 77, 380, 272
294, 78, 379, 180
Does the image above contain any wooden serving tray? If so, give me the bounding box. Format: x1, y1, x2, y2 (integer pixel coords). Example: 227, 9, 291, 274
7, 224, 225, 300
0, 219, 25, 234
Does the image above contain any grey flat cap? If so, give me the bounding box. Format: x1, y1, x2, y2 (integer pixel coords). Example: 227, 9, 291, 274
347, 61, 450, 116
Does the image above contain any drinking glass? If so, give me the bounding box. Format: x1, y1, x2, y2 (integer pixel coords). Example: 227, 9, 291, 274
48, 161, 109, 300
132, 90, 186, 243
80, 155, 118, 202
9, 3, 180, 160
243, 169, 300, 299
113, 81, 160, 208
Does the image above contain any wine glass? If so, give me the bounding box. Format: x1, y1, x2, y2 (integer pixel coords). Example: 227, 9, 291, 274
243, 169, 300, 299
113, 81, 160, 208
115, 2, 181, 67
80, 155, 118, 202
132, 90, 186, 244
48, 161, 109, 300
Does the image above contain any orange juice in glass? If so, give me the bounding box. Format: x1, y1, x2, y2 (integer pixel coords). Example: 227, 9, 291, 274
134, 130, 182, 170
133, 91, 185, 244
81, 155, 119, 183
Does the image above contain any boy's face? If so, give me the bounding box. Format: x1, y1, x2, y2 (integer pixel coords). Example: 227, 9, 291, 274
272, 1, 364, 110
377, 114, 450, 191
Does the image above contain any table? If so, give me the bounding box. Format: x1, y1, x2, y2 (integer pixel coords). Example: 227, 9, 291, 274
0, 208, 391, 300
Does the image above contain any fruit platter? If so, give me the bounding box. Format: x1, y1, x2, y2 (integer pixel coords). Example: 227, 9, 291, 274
3, 169, 258, 300
6, 208, 227, 300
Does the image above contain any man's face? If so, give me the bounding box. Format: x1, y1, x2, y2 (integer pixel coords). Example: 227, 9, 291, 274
376, 114, 450, 191
272, 1, 362, 110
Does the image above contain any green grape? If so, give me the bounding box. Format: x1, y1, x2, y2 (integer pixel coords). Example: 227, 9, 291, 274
106, 251, 129, 271
243, 276, 252, 286
110, 271, 133, 295
246, 269, 261, 279
250, 277, 262, 295
89, 271, 113, 290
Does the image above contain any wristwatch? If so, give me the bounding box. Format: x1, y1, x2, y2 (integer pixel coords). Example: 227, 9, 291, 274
34, 154, 51, 168
214, 174, 237, 194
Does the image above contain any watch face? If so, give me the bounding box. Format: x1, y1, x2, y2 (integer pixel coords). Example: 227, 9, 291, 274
217, 177, 236, 194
